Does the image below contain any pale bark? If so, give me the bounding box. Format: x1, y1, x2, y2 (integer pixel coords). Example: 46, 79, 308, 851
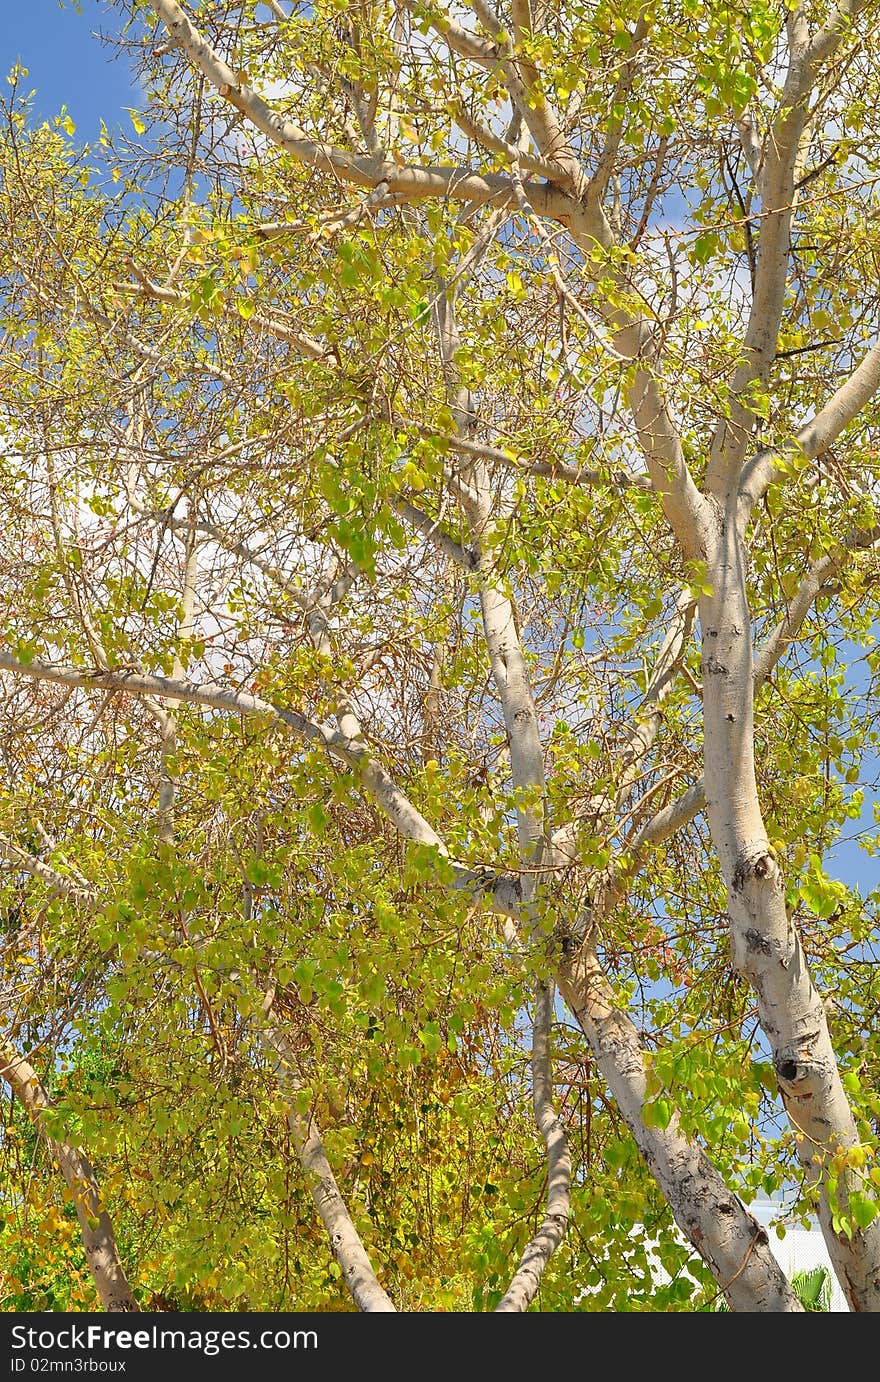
478, 577, 547, 864
0, 1037, 139, 1311
700, 499, 880, 1310
0, 489, 139, 1311
708, 0, 876, 498
626, 524, 880, 855
545, 595, 803, 1309
398, 1, 501, 67
390, 498, 476, 571
705, 10, 814, 493
432, 266, 796, 1308
810, 0, 875, 65
435, 276, 570, 1305
263, 1022, 396, 1312
2, 821, 395, 1312
466, 3, 707, 555
0, 649, 447, 847
470, 0, 589, 198
626, 779, 708, 855
495, 982, 571, 1312
0, 648, 535, 922
128, 513, 403, 1310
12, 0, 880, 1316
449, 103, 562, 180
613, 590, 696, 806
556, 950, 803, 1312
148, 0, 705, 556
151, 0, 547, 211
739, 338, 880, 519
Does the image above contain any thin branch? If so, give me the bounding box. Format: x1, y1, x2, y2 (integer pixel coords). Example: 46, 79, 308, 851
551, 589, 695, 866
809, 0, 874, 65
396, 0, 501, 65
0, 651, 529, 915
586, 8, 651, 203
450, 104, 562, 180
118, 259, 329, 361
495, 981, 570, 1311
625, 524, 880, 855
706, 0, 874, 494
0, 832, 95, 905
753, 525, 880, 683
614, 590, 696, 805
393, 415, 651, 489
147, 0, 703, 557
151, 0, 535, 212
469, 0, 588, 198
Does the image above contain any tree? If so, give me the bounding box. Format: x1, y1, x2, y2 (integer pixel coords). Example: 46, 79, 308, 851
2, 0, 880, 1313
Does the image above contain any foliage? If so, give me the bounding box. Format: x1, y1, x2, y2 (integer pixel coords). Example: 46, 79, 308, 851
2, 0, 880, 1312
709, 1264, 834, 1312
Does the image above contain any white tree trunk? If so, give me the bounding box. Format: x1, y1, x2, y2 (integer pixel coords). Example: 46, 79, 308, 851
701, 500, 880, 1310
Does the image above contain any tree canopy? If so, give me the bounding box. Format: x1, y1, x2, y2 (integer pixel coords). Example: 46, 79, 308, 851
3, 0, 880, 1313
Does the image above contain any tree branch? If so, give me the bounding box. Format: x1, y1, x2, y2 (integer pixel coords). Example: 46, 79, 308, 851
117, 259, 329, 361
151, 0, 536, 211
753, 525, 880, 683
738, 337, 880, 517
707, 0, 875, 495
391, 497, 476, 569
396, 0, 501, 66
0, 1036, 139, 1312
555, 949, 802, 1311
262, 1019, 397, 1311
586, 8, 652, 203
495, 980, 571, 1311
0, 832, 95, 905
809, 0, 874, 65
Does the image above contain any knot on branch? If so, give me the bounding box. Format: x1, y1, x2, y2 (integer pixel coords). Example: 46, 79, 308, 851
557, 928, 581, 961
704, 654, 728, 676
774, 1055, 802, 1086
744, 927, 773, 956
732, 843, 780, 893
773, 1038, 824, 1093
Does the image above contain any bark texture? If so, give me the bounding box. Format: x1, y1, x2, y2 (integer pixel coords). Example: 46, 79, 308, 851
0, 1039, 139, 1312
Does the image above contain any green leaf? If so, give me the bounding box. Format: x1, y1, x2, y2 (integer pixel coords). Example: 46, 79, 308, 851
850, 1194, 879, 1232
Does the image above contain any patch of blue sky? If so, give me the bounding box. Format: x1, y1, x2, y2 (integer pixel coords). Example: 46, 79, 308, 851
1, 0, 142, 142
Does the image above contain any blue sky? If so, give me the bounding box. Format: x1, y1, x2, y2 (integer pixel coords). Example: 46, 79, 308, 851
1, 1, 140, 141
